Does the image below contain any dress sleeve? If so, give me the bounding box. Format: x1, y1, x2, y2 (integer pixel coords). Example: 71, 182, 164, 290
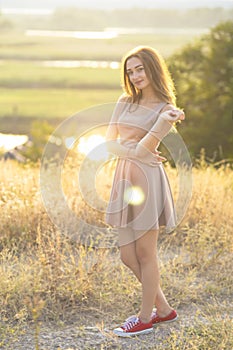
133, 104, 177, 158
149, 116, 172, 141
148, 104, 177, 141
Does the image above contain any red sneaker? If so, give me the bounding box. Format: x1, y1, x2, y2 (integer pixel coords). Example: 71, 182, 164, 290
151, 309, 178, 326
113, 316, 153, 337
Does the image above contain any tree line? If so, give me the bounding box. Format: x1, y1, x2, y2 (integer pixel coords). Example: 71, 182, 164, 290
1, 7, 233, 31
168, 20, 233, 162
37, 8, 233, 30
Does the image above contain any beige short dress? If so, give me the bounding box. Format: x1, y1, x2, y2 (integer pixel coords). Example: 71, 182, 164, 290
106, 101, 177, 235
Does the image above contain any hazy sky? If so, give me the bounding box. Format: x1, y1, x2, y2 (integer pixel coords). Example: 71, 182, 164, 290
1, 0, 233, 9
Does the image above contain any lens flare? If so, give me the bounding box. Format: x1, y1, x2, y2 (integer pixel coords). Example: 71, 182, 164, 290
0, 133, 28, 151
77, 134, 108, 161
124, 186, 145, 206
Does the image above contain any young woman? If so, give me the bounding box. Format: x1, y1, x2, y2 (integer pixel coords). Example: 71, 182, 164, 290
105, 46, 185, 337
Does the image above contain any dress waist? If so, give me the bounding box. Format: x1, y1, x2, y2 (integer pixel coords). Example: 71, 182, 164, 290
120, 140, 162, 167
120, 139, 138, 148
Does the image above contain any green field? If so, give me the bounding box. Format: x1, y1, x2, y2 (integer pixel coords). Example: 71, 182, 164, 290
0, 87, 121, 133
0, 31, 202, 60
0, 88, 120, 118
0, 28, 206, 134
0, 61, 120, 89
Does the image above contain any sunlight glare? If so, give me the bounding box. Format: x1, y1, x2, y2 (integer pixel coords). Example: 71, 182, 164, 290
65, 136, 76, 149
124, 186, 145, 206
0, 133, 28, 151
77, 134, 108, 161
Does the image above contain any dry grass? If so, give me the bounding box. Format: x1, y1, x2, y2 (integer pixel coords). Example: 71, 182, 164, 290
0, 158, 232, 349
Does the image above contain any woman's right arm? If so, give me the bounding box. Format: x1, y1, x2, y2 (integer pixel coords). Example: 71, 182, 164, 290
106, 95, 127, 141
105, 95, 140, 158
106, 96, 167, 165
105, 95, 149, 160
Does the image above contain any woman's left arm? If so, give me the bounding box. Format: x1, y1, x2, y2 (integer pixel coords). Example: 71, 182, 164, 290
106, 104, 185, 164
134, 105, 185, 158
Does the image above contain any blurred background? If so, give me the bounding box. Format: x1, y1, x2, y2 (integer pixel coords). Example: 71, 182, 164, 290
1, 3, 233, 348
0, 0, 232, 163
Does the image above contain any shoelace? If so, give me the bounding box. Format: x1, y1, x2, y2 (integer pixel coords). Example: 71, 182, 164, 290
151, 311, 157, 319
125, 315, 137, 323
125, 311, 155, 323
122, 316, 140, 331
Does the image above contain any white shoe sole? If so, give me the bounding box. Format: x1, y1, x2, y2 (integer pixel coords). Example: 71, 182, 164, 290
113, 327, 153, 337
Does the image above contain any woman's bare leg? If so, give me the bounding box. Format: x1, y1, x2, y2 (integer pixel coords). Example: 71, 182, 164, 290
154, 286, 173, 316
120, 242, 141, 280
118, 227, 142, 280
119, 229, 172, 320
135, 230, 159, 322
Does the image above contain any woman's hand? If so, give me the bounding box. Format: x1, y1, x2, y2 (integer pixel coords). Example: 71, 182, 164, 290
153, 150, 167, 162
160, 109, 185, 123
135, 149, 166, 166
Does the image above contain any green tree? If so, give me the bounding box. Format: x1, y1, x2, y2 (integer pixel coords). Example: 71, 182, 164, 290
169, 21, 233, 161
23, 121, 54, 162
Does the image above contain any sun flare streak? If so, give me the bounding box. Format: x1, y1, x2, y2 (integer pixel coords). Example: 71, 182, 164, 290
77, 134, 108, 161
124, 186, 145, 206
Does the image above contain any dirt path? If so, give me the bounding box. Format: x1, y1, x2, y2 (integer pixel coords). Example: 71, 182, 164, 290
1, 305, 209, 350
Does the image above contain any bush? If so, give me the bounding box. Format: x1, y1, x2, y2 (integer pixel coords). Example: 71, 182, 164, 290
169, 21, 233, 161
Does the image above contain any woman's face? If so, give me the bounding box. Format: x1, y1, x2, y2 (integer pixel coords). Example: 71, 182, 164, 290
126, 56, 151, 90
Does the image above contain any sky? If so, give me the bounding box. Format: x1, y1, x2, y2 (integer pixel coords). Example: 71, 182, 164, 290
1, 0, 233, 9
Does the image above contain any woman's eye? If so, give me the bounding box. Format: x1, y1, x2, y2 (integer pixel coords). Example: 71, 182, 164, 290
127, 67, 144, 77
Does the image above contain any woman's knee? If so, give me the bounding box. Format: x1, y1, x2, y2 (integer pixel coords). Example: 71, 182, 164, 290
120, 246, 137, 268
136, 248, 153, 265
120, 249, 131, 267
135, 231, 158, 264
136, 242, 157, 265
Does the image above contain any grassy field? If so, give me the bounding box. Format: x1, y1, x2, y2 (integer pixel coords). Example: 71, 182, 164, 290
0, 88, 120, 119
0, 61, 120, 89
0, 87, 121, 134
0, 158, 232, 348
0, 31, 202, 61
0, 28, 206, 135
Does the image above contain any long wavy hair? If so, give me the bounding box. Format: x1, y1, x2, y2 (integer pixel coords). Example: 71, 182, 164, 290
122, 46, 176, 106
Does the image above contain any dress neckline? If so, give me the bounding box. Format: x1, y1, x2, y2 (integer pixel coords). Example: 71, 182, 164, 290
127, 101, 166, 114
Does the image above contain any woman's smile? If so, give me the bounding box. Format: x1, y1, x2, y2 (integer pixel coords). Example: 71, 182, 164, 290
134, 79, 144, 86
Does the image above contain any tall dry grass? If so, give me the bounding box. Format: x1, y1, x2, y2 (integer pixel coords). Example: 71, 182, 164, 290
0, 157, 232, 348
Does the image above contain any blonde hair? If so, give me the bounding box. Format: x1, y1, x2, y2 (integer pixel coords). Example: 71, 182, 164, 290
122, 46, 176, 105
